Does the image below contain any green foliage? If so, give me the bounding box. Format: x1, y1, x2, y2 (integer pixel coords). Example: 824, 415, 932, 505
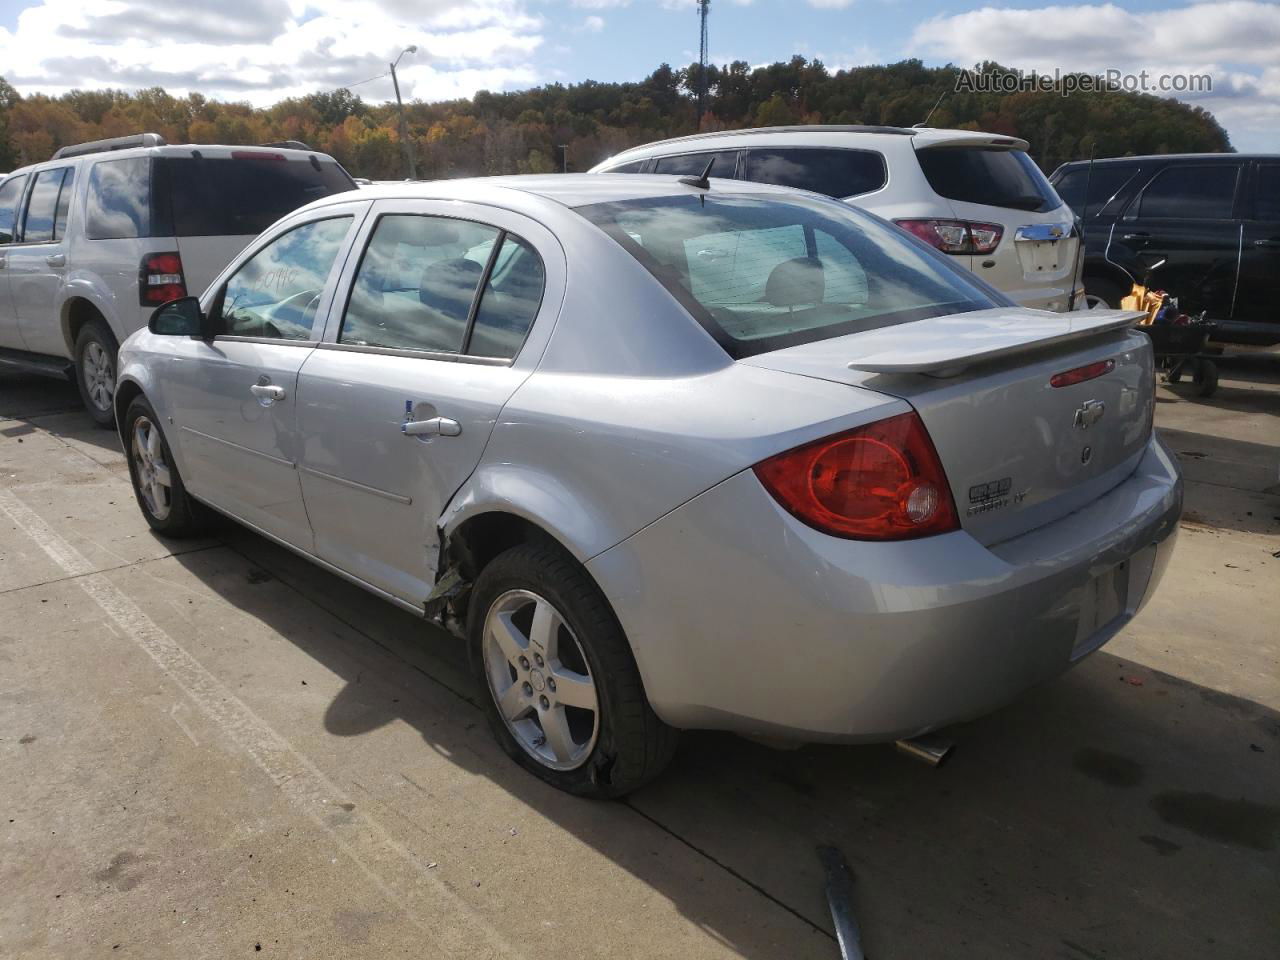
0, 58, 1232, 178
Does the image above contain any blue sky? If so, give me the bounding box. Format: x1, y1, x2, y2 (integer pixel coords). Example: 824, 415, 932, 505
1, 0, 1277, 150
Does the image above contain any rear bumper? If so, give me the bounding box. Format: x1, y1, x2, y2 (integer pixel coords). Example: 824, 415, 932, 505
588, 434, 1182, 741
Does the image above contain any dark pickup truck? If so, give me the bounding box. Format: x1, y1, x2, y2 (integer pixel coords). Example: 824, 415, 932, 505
1050, 154, 1280, 352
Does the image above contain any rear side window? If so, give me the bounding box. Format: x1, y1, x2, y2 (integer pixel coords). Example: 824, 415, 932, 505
468, 235, 546, 359
157, 156, 356, 238
217, 216, 353, 340
22, 168, 71, 243
743, 148, 887, 198
342, 215, 500, 354
1136, 164, 1239, 220
1053, 165, 1140, 218
0, 175, 28, 243
917, 147, 1060, 212
1256, 163, 1280, 221
653, 152, 738, 178
578, 193, 997, 359
87, 158, 152, 240
604, 160, 647, 174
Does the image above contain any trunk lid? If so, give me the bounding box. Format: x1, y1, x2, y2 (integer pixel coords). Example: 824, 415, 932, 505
741, 308, 1154, 545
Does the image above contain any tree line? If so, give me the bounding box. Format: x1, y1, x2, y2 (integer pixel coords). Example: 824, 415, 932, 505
0, 58, 1231, 179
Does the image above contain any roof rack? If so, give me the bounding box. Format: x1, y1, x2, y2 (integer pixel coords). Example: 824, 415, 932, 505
52, 133, 167, 160
618, 124, 917, 155
259, 140, 313, 151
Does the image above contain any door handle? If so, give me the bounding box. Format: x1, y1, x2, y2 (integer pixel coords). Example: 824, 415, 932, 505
249, 384, 286, 402
45, 253, 66, 268
402, 417, 461, 438
1254, 238, 1280, 249
1122, 232, 1151, 241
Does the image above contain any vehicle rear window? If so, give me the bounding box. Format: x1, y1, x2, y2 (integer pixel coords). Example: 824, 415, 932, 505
0, 175, 28, 243
1256, 163, 1280, 221
743, 148, 887, 198
577, 193, 998, 359
653, 151, 738, 178
603, 160, 647, 174
1053, 164, 1140, 218
1135, 164, 1239, 220
917, 147, 1061, 212
86, 157, 152, 240
156, 155, 356, 238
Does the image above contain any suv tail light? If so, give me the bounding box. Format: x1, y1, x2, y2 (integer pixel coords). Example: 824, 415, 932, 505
894, 219, 1003, 255
139, 252, 187, 306
753, 412, 959, 541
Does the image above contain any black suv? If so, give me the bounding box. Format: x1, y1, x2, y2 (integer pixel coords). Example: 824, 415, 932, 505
1050, 154, 1280, 350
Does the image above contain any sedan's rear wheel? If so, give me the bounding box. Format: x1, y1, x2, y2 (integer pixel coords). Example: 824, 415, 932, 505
469, 541, 678, 798
123, 396, 212, 538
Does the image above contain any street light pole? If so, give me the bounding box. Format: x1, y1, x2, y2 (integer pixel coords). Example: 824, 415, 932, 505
558, 144, 569, 173
390, 45, 418, 180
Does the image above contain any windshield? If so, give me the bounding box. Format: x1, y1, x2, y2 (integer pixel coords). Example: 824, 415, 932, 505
576, 193, 1001, 358
916, 147, 1062, 213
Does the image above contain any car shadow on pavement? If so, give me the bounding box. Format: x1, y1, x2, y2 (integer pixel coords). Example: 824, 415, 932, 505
168, 529, 1280, 960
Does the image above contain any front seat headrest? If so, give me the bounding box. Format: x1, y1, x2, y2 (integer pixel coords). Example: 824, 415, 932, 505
419, 258, 484, 317
765, 256, 825, 308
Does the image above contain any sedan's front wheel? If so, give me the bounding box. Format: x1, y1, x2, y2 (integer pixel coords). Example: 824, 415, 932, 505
124, 396, 212, 538
469, 541, 678, 798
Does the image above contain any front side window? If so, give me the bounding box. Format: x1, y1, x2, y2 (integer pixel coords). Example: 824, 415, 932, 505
653, 151, 739, 178
1053, 165, 1140, 219
1253, 164, 1280, 221
743, 148, 887, 198
86, 157, 152, 240
216, 216, 353, 340
0, 175, 29, 244
22, 168, 70, 243
1135, 164, 1240, 220
578, 193, 997, 358
341, 215, 499, 354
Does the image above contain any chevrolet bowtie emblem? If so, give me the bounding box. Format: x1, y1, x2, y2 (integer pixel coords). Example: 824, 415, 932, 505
1074, 399, 1106, 430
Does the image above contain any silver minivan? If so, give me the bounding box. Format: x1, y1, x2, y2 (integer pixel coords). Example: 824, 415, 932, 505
0, 134, 355, 424
591, 125, 1082, 313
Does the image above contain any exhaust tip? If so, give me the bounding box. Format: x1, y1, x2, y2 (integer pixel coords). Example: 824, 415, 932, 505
895, 734, 954, 767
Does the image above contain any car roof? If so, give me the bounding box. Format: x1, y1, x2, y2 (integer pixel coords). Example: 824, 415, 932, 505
8, 143, 339, 175
316, 173, 813, 211
1055, 153, 1275, 168
598, 125, 1030, 166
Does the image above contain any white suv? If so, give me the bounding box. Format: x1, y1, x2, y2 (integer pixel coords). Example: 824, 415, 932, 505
590, 125, 1081, 312
0, 134, 356, 424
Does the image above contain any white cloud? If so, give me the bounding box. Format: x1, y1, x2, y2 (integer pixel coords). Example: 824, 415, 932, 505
0, 0, 544, 106
580, 15, 606, 32
570, 0, 628, 8
808, 0, 856, 8
910, 2, 1280, 151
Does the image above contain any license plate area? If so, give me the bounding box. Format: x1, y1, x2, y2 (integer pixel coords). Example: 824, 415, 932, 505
1018, 238, 1063, 275
1071, 560, 1130, 660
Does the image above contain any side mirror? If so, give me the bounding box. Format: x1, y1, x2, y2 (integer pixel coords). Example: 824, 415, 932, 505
149, 296, 205, 337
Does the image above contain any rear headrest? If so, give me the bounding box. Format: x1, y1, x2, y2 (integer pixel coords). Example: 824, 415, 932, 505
765, 257, 825, 308
419, 258, 484, 315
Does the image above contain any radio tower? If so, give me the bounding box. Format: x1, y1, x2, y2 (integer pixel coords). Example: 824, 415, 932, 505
696, 0, 710, 128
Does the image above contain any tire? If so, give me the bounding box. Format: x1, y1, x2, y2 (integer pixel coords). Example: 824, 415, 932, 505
1195, 359, 1219, 397
74, 318, 120, 428
468, 541, 678, 798
122, 396, 213, 538
1083, 276, 1127, 310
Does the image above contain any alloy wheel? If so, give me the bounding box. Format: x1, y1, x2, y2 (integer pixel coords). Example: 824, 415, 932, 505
83, 342, 115, 413
131, 416, 173, 520
482, 588, 600, 771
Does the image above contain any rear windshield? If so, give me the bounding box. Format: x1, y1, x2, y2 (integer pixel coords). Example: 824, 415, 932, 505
577, 194, 1000, 358
155, 156, 355, 237
917, 147, 1061, 213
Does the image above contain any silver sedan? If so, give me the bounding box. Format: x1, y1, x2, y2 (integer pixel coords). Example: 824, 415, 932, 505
115, 175, 1181, 797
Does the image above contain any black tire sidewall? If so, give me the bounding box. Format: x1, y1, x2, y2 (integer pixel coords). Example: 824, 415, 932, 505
75, 320, 119, 427
467, 542, 665, 798
122, 396, 203, 537
1085, 277, 1127, 310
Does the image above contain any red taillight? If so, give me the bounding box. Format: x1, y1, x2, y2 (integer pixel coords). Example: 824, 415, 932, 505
894, 219, 1003, 255
1050, 358, 1115, 388
139, 252, 187, 306
753, 412, 959, 541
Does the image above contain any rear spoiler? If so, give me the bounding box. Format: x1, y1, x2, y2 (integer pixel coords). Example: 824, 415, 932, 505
914, 135, 1030, 152
847, 309, 1145, 377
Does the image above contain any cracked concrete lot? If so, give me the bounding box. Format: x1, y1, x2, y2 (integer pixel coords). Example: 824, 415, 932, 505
1, 358, 1277, 959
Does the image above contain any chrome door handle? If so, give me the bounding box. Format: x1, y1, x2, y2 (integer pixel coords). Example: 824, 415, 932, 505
1122, 232, 1151, 241
45, 253, 66, 267
402, 417, 461, 438
249, 384, 286, 402
1254, 238, 1280, 249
